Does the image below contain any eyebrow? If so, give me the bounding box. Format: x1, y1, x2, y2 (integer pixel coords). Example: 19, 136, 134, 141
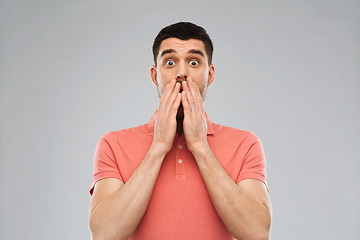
160, 49, 175, 58
160, 49, 205, 58
188, 49, 205, 58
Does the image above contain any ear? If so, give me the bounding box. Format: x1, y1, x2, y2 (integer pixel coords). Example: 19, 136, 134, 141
207, 64, 215, 86
150, 65, 157, 86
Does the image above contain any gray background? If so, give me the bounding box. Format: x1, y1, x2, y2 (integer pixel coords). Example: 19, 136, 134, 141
1, 0, 359, 239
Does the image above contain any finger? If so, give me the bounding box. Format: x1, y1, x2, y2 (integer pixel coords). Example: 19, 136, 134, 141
159, 81, 181, 124
187, 77, 201, 104
165, 82, 181, 117
167, 82, 181, 107
182, 80, 194, 108
161, 79, 176, 100
159, 80, 176, 110
181, 90, 191, 116
187, 77, 204, 112
170, 92, 182, 116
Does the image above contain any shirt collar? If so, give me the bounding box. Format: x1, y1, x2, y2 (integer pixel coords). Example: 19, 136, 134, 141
147, 110, 215, 136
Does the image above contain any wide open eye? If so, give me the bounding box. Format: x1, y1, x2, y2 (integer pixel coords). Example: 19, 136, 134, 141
189, 60, 199, 66
165, 60, 175, 67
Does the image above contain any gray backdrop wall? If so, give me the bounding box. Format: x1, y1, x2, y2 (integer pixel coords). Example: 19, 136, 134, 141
1, 0, 359, 239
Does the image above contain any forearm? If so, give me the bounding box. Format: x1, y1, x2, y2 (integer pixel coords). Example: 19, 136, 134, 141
89, 145, 165, 240
193, 145, 271, 240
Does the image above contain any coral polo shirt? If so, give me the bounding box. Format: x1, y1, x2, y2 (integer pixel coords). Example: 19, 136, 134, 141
90, 111, 268, 239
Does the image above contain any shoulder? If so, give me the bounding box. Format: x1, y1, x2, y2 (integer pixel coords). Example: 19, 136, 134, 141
100, 123, 150, 143
211, 122, 260, 144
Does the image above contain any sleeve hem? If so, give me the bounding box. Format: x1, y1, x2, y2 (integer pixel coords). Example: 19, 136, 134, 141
237, 172, 269, 193
89, 172, 123, 195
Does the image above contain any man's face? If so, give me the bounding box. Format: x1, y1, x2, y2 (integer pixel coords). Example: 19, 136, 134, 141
151, 38, 215, 101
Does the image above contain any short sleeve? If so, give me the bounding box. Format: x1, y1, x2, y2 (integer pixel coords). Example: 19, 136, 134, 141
236, 132, 268, 191
89, 133, 123, 195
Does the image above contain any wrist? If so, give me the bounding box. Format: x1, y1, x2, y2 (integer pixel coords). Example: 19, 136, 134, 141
148, 142, 169, 159
189, 141, 210, 157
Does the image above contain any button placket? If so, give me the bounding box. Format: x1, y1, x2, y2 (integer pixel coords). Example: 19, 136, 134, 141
175, 140, 185, 175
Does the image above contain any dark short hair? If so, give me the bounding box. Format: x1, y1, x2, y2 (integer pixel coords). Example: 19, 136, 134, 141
152, 22, 214, 66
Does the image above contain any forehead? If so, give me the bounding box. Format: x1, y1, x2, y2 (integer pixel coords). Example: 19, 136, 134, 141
158, 38, 206, 57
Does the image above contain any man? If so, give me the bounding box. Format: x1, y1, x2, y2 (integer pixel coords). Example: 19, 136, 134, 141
89, 22, 272, 240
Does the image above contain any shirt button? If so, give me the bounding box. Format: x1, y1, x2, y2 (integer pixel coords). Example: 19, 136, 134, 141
179, 145, 183, 149
178, 159, 183, 164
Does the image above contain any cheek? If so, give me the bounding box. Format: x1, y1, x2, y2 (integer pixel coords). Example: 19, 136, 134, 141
191, 67, 209, 78
192, 70, 209, 85
203, 68, 210, 80
156, 72, 172, 95
158, 69, 178, 86
157, 69, 172, 82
